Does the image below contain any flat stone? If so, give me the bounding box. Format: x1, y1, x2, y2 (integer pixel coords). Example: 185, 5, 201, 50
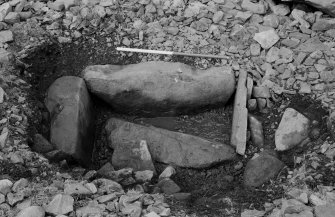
235, 11, 253, 22
159, 166, 176, 180
241, 209, 265, 217
64, 182, 93, 195
295, 37, 329, 52
83, 62, 235, 116
134, 170, 154, 183
241, 0, 267, 14
45, 194, 74, 216
312, 19, 335, 31
4, 12, 20, 24
315, 204, 335, 217
157, 178, 181, 194
244, 152, 285, 187
253, 29, 280, 49
252, 86, 271, 98
263, 14, 279, 28
250, 43, 261, 56
248, 114, 264, 147
0, 30, 13, 43
281, 38, 300, 48
45, 76, 94, 166
266, 47, 280, 63
299, 82, 311, 94
112, 140, 156, 173
16, 206, 45, 217
0, 3, 11, 22
105, 118, 236, 168
76, 203, 105, 217
275, 108, 310, 151
0, 179, 13, 195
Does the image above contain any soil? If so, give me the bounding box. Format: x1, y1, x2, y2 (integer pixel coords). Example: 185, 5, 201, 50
21, 36, 331, 216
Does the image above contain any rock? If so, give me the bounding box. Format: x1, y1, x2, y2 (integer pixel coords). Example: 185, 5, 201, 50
275, 108, 310, 151
235, 11, 253, 22
248, 114, 264, 147
12, 178, 28, 192
270, 4, 290, 16
241, 0, 267, 14
250, 43, 261, 56
32, 134, 55, 153
253, 29, 280, 49
241, 209, 265, 217
159, 166, 176, 180
92, 178, 124, 195
212, 11, 224, 23
281, 38, 300, 48
0, 30, 13, 43
134, 170, 154, 182
7, 192, 24, 206
0, 179, 13, 195
291, 9, 310, 29
97, 162, 115, 176
47, 0, 64, 11
190, 17, 212, 31
100, 0, 116, 7
105, 118, 236, 168
295, 37, 329, 52
82, 62, 235, 116
157, 178, 181, 194
0, 3, 11, 22
45, 76, 94, 166
16, 206, 45, 217
76, 202, 105, 217
287, 188, 308, 204
145, 212, 160, 217
315, 204, 335, 217
244, 152, 285, 187
253, 86, 271, 98
96, 193, 117, 203
309, 194, 326, 206
112, 140, 156, 173
64, 182, 93, 195
0, 131, 8, 148
45, 194, 74, 216
293, 0, 335, 18
312, 19, 335, 31
248, 99, 257, 110
263, 14, 279, 28
4, 12, 20, 24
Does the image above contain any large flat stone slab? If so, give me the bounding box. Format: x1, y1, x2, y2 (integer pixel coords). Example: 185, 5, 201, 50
45, 76, 95, 166
82, 61, 235, 116
105, 118, 236, 168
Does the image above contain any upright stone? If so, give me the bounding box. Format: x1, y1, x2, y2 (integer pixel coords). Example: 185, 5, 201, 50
105, 118, 236, 168
82, 61, 235, 116
275, 108, 310, 151
45, 76, 94, 166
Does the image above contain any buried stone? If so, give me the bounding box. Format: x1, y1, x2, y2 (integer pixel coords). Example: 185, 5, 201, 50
105, 118, 236, 168
45, 76, 95, 166
82, 61, 235, 116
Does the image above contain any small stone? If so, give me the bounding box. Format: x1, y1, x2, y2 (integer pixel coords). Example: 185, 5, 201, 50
299, 82, 311, 94
100, 0, 116, 7
0, 131, 8, 148
145, 212, 160, 217
263, 14, 279, 28
135, 170, 154, 183
96, 193, 117, 203
241, 209, 265, 217
4, 12, 20, 24
84, 183, 97, 194
212, 11, 224, 23
312, 19, 335, 31
0, 179, 13, 195
281, 38, 300, 48
7, 192, 24, 206
250, 43, 261, 56
47, 0, 64, 11
235, 11, 253, 22
275, 108, 310, 151
157, 178, 181, 194
241, 0, 267, 14
16, 206, 45, 217
64, 182, 92, 195
253, 29, 280, 49
309, 194, 326, 206
159, 166, 176, 180
12, 178, 28, 192
0, 30, 13, 43
0, 3, 11, 22
266, 47, 280, 63
45, 194, 74, 216
248, 99, 257, 110
270, 4, 290, 16
0, 194, 5, 204
252, 86, 271, 98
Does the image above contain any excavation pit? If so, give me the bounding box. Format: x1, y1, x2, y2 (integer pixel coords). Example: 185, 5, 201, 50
22, 37, 331, 216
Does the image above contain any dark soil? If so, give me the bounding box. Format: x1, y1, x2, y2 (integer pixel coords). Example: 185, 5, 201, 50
21, 36, 331, 216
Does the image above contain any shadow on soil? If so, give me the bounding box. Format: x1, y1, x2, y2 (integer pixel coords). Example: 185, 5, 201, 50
21, 37, 330, 216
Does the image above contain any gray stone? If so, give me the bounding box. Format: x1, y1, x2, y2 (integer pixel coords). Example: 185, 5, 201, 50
12, 178, 28, 192
76, 202, 105, 217
212, 11, 224, 23
100, 0, 116, 7
157, 178, 181, 194
7, 192, 24, 206
64, 182, 93, 195
4, 12, 20, 24
295, 37, 329, 52
0, 30, 13, 43
252, 86, 271, 98
235, 11, 253, 22
190, 17, 211, 31
112, 140, 156, 173
275, 108, 310, 151
241, 0, 267, 14
159, 166, 176, 180
244, 152, 285, 187
0, 3, 11, 22
266, 47, 280, 63
241, 209, 265, 217
0, 179, 13, 195
92, 178, 124, 194
105, 118, 236, 168
248, 114, 264, 147
281, 38, 300, 48
45, 76, 94, 166
134, 170, 154, 183
313, 19, 335, 31
45, 194, 74, 216
263, 14, 279, 28
253, 29, 280, 49
315, 204, 335, 217
82, 62, 235, 116
16, 206, 45, 217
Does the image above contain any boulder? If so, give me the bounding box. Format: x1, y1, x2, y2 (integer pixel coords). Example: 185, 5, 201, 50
244, 152, 285, 187
112, 140, 156, 173
45, 76, 95, 167
105, 118, 236, 168
289, 0, 335, 17
82, 61, 235, 116
275, 108, 310, 151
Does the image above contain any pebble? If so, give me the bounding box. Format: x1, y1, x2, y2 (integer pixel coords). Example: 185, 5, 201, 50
254, 29, 280, 49
0, 179, 13, 195
0, 30, 13, 43
45, 194, 74, 216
